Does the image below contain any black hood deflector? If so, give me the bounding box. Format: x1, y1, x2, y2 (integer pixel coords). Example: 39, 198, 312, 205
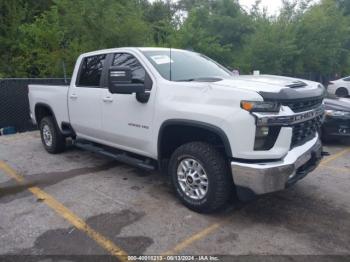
259, 85, 325, 101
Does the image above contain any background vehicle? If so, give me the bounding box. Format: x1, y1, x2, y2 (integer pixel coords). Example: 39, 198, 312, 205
28, 48, 325, 213
322, 97, 350, 142
327, 77, 350, 97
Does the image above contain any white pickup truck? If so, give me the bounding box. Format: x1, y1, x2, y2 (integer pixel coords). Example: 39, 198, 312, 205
29, 47, 325, 213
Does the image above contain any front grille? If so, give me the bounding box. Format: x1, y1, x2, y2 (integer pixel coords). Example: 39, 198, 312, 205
282, 97, 323, 113
291, 115, 323, 148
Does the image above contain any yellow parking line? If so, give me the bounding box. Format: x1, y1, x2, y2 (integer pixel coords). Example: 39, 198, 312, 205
321, 148, 350, 165
0, 161, 128, 261
162, 214, 235, 256
2, 147, 347, 258
161, 222, 222, 255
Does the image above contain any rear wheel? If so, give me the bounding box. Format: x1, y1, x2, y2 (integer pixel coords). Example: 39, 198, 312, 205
39, 116, 66, 154
169, 142, 232, 213
335, 87, 349, 98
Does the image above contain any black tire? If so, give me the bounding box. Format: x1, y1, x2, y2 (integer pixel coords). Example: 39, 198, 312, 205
335, 87, 349, 98
169, 142, 233, 213
39, 116, 66, 154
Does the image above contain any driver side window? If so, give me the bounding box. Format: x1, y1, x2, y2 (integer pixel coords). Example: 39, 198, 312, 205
113, 53, 145, 84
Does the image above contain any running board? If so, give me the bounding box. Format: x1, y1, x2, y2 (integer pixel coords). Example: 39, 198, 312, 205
74, 140, 156, 171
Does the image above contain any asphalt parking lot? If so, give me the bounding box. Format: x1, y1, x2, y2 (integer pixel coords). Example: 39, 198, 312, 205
0, 131, 350, 260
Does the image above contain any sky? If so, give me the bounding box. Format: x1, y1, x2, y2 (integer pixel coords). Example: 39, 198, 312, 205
150, 0, 320, 16
240, 0, 321, 15
239, 0, 283, 15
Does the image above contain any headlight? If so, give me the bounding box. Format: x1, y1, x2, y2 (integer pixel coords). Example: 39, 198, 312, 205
325, 110, 350, 117
241, 101, 281, 113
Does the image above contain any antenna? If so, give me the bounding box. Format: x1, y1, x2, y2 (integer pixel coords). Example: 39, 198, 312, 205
169, 46, 172, 81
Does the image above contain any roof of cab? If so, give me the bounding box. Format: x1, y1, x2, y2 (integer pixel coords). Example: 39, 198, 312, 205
80, 47, 190, 57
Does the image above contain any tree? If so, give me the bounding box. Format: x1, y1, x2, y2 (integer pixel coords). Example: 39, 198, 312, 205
14, 0, 153, 77
236, 18, 300, 74
173, 0, 253, 66
337, 0, 350, 15
235, 0, 350, 79
296, 0, 350, 79
0, 0, 54, 77
235, 0, 302, 74
1, 0, 349, 80
142, 0, 178, 45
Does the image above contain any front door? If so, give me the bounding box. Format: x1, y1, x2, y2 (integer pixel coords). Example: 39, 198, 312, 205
100, 52, 156, 157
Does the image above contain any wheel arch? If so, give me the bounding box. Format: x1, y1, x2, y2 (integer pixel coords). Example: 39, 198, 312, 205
157, 119, 232, 163
34, 103, 74, 136
34, 103, 57, 127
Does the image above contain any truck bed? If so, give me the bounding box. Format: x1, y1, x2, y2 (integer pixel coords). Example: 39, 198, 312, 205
28, 84, 70, 129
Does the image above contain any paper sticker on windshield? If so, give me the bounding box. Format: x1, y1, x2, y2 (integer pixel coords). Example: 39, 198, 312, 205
150, 55, 174, 65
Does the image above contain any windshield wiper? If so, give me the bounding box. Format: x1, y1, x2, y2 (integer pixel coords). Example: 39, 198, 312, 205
176, 77, 223, 82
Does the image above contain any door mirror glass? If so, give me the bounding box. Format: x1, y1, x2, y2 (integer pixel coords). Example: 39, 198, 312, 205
108, 66, 145, 94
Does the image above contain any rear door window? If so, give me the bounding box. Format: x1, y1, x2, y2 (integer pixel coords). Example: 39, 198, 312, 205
77, 54, 106, 87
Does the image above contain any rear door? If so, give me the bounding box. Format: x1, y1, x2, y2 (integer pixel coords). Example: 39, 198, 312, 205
68, 54, 106, 140
100, 52, 156, 156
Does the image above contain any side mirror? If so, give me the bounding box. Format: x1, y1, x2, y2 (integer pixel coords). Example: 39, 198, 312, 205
108, 66, 145, 94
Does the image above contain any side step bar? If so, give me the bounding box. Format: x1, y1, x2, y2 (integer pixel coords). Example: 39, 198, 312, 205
74, 140, 156, 171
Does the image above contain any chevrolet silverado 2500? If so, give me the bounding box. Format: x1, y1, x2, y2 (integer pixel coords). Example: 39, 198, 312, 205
28, 48, 325, 213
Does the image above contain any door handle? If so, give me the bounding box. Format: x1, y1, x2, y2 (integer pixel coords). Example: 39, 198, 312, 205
103, 96, 114, 103
69, 94, 78, 100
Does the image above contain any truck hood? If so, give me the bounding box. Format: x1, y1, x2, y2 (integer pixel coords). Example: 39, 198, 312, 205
210, 75, 325, 100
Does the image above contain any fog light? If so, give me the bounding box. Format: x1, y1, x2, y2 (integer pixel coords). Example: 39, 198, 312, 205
257, 127, 269, 137
254, 126, 281, 151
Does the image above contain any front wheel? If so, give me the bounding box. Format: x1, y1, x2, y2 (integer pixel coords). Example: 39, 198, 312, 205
169, 142, 233, 213
39, 116, 66, 154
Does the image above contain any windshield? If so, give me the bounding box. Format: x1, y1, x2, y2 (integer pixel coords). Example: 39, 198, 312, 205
141, 49, 232, 81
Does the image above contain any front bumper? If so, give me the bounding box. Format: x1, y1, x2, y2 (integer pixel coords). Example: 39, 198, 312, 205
231, 136, 322, 198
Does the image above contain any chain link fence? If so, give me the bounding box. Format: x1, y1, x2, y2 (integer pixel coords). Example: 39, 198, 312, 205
0, 78, 69, 133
